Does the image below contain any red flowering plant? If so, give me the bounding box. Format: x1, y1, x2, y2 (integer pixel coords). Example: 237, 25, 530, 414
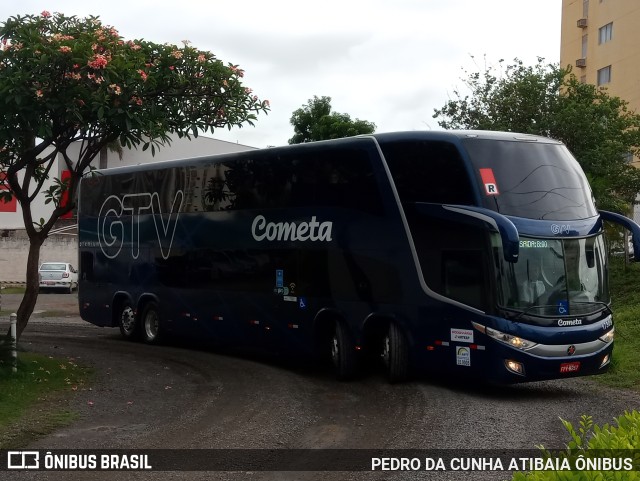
0, 11, 269, 339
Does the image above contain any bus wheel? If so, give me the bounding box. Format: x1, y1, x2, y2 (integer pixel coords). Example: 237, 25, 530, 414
331, 321, 357, 380
141, 302, 161, 344
382, 323, 409, 383
118, 302, 138, 340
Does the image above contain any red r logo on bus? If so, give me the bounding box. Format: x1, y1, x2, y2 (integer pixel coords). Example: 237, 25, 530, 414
479, 168, 499, 196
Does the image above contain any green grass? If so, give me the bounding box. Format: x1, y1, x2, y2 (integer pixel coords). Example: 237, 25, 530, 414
0, 351, 93, 448
598, 257, 640, 390
0, 287, 26, 294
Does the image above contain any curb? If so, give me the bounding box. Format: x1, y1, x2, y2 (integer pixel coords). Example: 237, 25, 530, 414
0, 282, 27, 288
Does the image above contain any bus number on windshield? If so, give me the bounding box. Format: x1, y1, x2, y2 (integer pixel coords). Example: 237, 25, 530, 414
520, 240, 549, 248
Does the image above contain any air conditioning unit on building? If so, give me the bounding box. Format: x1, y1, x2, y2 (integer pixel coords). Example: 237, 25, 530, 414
575, 58, 587, 68
577, 18, 588, 28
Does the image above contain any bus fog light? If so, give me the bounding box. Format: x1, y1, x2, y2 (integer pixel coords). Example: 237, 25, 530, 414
505, 360, 525, 376
600, 354, 610, 368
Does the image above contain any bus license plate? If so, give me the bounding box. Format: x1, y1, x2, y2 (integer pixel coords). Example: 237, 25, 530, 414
560, 362, 580, 374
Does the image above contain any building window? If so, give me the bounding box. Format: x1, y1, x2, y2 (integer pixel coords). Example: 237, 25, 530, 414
582, 34, 588, 58
623, 152, 634, 164
583, 0, 589, 17
599, 23, 613, 44
580, 75, 587, 84
597, 66, 611, 86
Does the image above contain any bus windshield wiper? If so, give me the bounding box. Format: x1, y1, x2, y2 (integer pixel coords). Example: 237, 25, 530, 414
510, 301, 612, 322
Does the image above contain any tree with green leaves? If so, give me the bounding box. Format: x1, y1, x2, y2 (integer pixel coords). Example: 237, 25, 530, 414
0, 11, 269, 340
433, 57, 640, 213
289, 95, 375, 144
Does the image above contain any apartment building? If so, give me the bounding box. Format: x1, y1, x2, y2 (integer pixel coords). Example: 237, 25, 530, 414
561, 0, 640, 108
560, 0, 640, 221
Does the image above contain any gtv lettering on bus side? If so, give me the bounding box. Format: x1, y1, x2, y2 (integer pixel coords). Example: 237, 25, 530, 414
97, 191, 183, 260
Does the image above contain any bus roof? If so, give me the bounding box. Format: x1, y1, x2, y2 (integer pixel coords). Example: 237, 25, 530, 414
82, 130, 563, 178
371, 130, 562, 144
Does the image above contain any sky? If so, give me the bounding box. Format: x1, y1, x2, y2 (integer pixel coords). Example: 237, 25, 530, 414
0, 1, 562, 149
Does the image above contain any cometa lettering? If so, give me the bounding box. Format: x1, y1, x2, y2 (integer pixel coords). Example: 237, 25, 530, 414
558, 319, 582, 327
251, 215, 333, 242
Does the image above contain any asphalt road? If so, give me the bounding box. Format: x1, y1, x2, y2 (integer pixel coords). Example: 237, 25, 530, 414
2, 293, 640, 481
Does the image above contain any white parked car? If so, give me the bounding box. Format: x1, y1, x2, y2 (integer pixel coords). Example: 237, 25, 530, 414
38, 262, 78, 293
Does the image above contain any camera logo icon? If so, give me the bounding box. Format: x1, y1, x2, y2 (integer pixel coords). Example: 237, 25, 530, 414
7, 451, 40, 469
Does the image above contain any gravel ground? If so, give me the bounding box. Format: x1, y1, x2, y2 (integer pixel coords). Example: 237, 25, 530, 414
1, 292, 639, 481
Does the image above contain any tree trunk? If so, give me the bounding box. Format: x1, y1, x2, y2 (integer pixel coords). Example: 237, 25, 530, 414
15, 237, 44, 340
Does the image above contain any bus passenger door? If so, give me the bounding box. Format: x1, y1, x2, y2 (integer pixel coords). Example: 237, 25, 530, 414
265, 249, 308, 355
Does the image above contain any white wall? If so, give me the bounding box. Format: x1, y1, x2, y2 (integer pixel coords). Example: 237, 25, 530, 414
0, 233, 77, 283
66, 133, 256, 170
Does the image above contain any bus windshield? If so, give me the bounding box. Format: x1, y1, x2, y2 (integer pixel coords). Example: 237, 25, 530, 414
463, 138, 597, 221
494, 234, 609, 317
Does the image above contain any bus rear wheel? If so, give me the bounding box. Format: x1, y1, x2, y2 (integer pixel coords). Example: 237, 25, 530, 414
141, 302, 161, 344
382, 323, 409, 383
118, 302, 138, 340
331, 321, 357, 380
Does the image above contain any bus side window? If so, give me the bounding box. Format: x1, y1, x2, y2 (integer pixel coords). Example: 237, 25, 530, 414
381, 140, 475, 205
212, 143, 383, 215
288, 146, 383, 215
442, 251, 486, 310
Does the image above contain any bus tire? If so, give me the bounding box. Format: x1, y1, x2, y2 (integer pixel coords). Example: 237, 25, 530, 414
383, 323, 409, 383
118, 301, 139, 340
141, 301, 162, 344
331, 321, 357, 380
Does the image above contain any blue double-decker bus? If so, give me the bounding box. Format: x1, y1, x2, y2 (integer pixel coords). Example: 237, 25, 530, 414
77, 130, 640, 383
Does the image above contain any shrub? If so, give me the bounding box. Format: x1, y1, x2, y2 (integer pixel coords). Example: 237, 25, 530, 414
512, 412, 640, 480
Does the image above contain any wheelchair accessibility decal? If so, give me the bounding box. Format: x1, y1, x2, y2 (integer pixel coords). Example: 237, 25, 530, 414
558, 300, 569, 315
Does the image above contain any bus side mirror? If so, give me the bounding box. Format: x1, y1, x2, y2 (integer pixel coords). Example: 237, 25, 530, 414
586, 248, 595, 268
599, 210, 640, 262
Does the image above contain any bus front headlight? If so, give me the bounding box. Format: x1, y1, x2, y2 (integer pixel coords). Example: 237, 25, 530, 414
472, 322, 538, 351
599, 327, 614, 344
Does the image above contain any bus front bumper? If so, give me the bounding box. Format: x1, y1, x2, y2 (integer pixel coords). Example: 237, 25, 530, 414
482, 340, 613, 384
